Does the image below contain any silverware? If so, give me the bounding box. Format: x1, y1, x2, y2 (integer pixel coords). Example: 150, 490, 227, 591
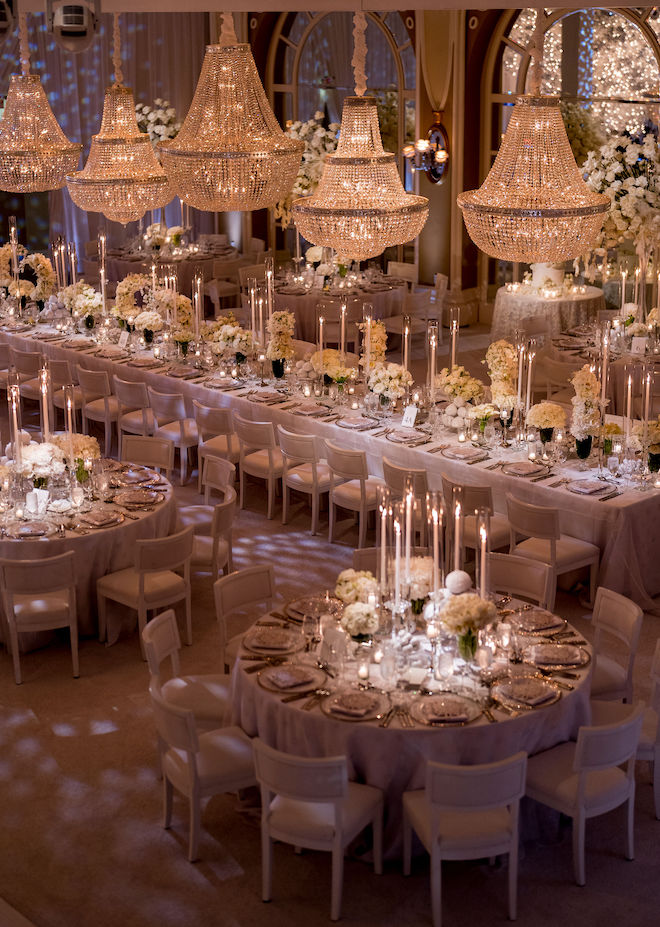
467, 456, 489, 465
530, 471, 555, 482
379, 707, 395, 727
549, 478, 569, 489
302, 688, 329, 710
598, 490, 622, 502
483, 707, 497, 723
485, 461, 504, 470
316, 660, 335, 679
281, 690, 317, 703
427, 444, 449, 454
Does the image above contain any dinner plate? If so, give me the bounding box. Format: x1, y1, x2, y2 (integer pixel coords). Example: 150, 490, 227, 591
242, 626, 305, 656
48, 498, 73, 514
441, 445, 487, 462
523, 642, 590, 670
113, 489, 163, 507
491, 674, 561, 710
249, 389, 283, 403
166, 365, 196, 379
100, 458, 124, 472
501, 461, 549, 478
386, 428, 421, 444
294, 403, 328, 417
96, 345, 128, 359
509, 608, 566, 635
257, 662, 327, 693
336, 416, 373, 430
131, 356, 162, 368
6, 520, 56, 539
566, 480, 609, 495
285, 594, 344, 622
115, 467, 153, 485
320, 688, 389, 722
78, 511, 125, 529
409, 693, 482, 726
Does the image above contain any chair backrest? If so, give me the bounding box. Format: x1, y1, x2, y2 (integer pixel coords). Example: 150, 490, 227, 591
238, 264, 266, 289
325, 440, 368, 482
488, 553, 553, 608
214, 564, 275, 665
136, 526, 193, 574
278, 426, 318, 464
434, 273, 449, 297
352, 546, 428, 573
248, 237, 266, 255
382, 457, 429, 498
10, 347, 41, 377
520, 316, 550, 339
387, 260, 418, 286
113, 375, 150, 412
148, 387, 188, 426
202, 455, 236, 496
77, 367, 112, 401
142, 608, 182, 679
292, 339, 317, 360
49, 359, 75, 389
597, 308, 621, 324
535, 354, 581, 392
592, 586, 644, 654
442, 475, 495, 516
149, 680, 198, 755
211, 488, 237, 542
121, 435, 175, 472
575, 703, 645, 773
253, 738, 348, 803
425, 751, 527, 812
212, 257, 244, 281
0, 550, 75, 598
233, 413, 277, 451
193, 400, 234, 439
506, 493, 560, 542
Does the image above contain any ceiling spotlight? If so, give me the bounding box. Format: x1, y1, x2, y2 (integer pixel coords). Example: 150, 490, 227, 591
0, 1, 14, 38
46, 0, 100, 54
403, 111, 450, 185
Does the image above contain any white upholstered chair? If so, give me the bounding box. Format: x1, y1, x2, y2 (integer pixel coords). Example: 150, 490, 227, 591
213, 564, 275, 671
387, 260, 418, 288
403, 752, 527, 927
325, 441, 383, 549
278, 426, 331, 535
148, 682, 255, 861
233, 414, 285, 520
192, 400, 239, 493
121, 434, 175, 476
148, 387, 198, 485
190, 487, 236, 580
442, 477, 510, 556
113, 376, 155, 457
77, 367, 119, 455
590, 586, 643, 703
488, 552, 553, 609
383, 457, 430, 545
526, 704, 645, 886
253, 738, 383, 921
0, 551, 78, 685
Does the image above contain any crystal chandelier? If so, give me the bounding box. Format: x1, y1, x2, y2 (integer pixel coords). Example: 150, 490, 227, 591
291, 12, 428, 262
0, 10, 81, 193
66, 14, 170, 225
457, 11, 608, 263
159, 13, 303, 212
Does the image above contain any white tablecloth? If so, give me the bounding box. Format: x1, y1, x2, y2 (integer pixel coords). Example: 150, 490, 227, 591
106, 249, 238, 295
491, 287, 605, 340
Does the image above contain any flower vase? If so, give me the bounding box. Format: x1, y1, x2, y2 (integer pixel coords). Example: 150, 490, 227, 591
457, 629, 478, 664
177, 341, 189, 358
410, 597, 427, 617
603, 438, 613, 457
143, 328, 154, 345
236, 352, 247, 365
539, 427, 554, 445
84, 315, 95, 330
351, 634, 372, 645
649, 451, 660, 473
271, 358, 285, 379
575, 435, 593, 470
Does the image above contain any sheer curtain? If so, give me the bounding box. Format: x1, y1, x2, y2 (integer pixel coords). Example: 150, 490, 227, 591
0, 12, 210, 252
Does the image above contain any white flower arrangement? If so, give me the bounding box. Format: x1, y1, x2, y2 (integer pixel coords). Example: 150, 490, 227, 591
436, 365, 485, 402
408, 556, 434, 602
305, 245, 323, 265
484, 339, 517, 382
467, 402, 499, 425
368, 361, 412, 400
21, 252, 56, 302
266, 310, 295, 362
18, 441, 66, 482
274, 112, 339, 226
358, 319, 387, 369
310, 348, 353, 382
628, 321, 650, 337
59, 281, 103, 319
647, 307, 659, 325
8, 280, 36, 300
0, 242, 26, 286
335, 568, 379, 605
570, 364, 599, 401
526, 401, 567, 430
340, 601, 379, 638
206, 322, 253, 358
135, 99, 180, 148
51, 433, 100, 461
134, 310, 164, 333
569, 364, 601, 440
113, 274, 150, 322
440, 592, 496, 636
166, 226, 184, 247
143, 223, 166, 250
490, 387, 518, 412
632, 416, 660, 451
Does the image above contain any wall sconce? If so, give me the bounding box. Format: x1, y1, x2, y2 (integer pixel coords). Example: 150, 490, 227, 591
403, 111, 449, 185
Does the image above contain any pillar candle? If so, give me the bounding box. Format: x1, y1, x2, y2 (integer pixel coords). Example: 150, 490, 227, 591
97, 231, 106, 274
100, 268, 107, 316
364, 314, 372, 376
151, 262, 157, 295
430, 327, 437, 405
453, 498, 462, 572
9, 216, 18, 277
340, 302, 346, 359
525, 343, 535, 415
8, 384, 22, 469
394, 515, 402, 609
68, 243, 77, 285
404, 484, 414, 582
624, 372, 632, 445
479, 522, 488, 599
643, 369, 651, 450
634, 267, 641, 305
403, 315, 410, 372
621, 270, 627, 310
258, 295, 264, 347
450, 307, 460, 369
318, 316, 324, 378
379, 496, 388, 594
39, 363, 50, 440
249, 278, 257, 341
600, 330, 609, 406
265, 256, 274, 322
517, 342, 525, 408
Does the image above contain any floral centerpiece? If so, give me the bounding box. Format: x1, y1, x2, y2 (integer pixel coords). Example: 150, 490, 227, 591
0, 242, 26, 288
358, 319, 387, 371
407, 556, 434, 615
17, 441, 66, 488
335, 568, 379, 605
436, 365, 485, 402
134, 309, 164, 343
440, 592, 496, 662
205, 320, 253, 362
51, 433, 100, 482
467, 402, 499, 434
58, 281, 103, 327
168, 293, 195, 351
143, 223, 166, 251
340, 601, 379, 642
526, 401, 566, 443
274, 111, 339, 227
569, 365, 601, 456
20, 253, 56, 304
368, 361, 412, 405
484, 340, 518, 413
266, 310, 295, 376
304, 245, 334, 281
135, 99, 181, 148
113, 274, 150, 326
601, 421, 622, 456
309, 348, 354, 384
647, 306, 659, 326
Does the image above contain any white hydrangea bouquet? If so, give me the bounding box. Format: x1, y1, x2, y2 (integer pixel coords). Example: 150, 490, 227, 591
266, 310, 295, 362
436, 365, 485, 402
20, 252, 56, 303
408, 556, 435, 615
274, 111, 339, 227
135, 99, 181, 148
134, 309, 164, 339
335, 568, 379, 605
569, 364, 601, 441
58, 281, 103, 326
358, 319, 387, 370
340, 602, 379, 640
310, 348, 353, 383
368, 361, 412, 402
51, 433, 100, 483
526, 400, 567, 437
18, 441, 66, 487
206, 322, 253, 361
440, 592, 496, 662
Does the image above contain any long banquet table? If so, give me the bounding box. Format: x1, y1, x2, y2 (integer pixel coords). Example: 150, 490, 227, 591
3, 325, 659, 615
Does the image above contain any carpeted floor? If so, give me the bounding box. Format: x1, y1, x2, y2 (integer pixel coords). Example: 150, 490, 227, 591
1, 326, 659, 926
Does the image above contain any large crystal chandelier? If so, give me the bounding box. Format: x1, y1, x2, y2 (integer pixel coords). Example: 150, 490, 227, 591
457, 11, 608, 263
66, 14, 169, 225
159, 13, 303, 212
0, 9, 81, 193
292, 12, 428, 262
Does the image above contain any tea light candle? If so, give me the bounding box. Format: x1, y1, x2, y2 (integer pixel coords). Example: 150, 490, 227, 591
470, 429, 478, 442
373, 645, 384, 664
15, 506, 23, 520
231, 366, 238, 378
348, 385, 355, 396
351, 400, 359, 410
303, 383, 311, 398
427, 621, 439, 642
357, 657, 370, 681
153, 346, 160, 359
528, 444, 537, 461
458, 431, 466, 443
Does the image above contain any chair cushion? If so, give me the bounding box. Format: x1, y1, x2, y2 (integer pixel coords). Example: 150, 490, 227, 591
119, 408, 154, 435
97, 568, 186, 608
286, 462, 332, 492
53, 386, 84, 409
12, 592, 72, 629
526, 741, 631, 814
19, 377, 41, 401
201, 434, 240, 464
267, 781, 382, 846
242, 447, 285, 478
590, 655, 627, 699
84, 395, 120, 420
403, 789, 513, 854
191, 535, 229, 570
332, 476, 384, 511
163, 725, 255, 794
155, 418, 198, 448
162, 673, 231, 726
464, 513, 509, 551
513, 535, 599, 571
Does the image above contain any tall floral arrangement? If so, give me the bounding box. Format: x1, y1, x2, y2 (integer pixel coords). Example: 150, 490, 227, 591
436, 365, 485, 403
569, 364, 601, 440
58, 281, 103, 323
113, 274, 150, 323
274, 111, 339, 227
135, 99, 181, 148
266, 310, 295, 362
484, 339, 518, 409
20, 253, 56, 302
309, 348, 353, 382
0, 242, 26, 287
170, 294, 195, 344
358, 319, 387, 370
560, 102, 605, 167
205, 321, 253, 359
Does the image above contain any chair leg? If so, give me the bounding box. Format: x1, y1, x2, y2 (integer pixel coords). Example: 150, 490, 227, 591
267, 476, 275, 520
239, 468, 245, 510
197, 453, 203, 494
330, 843, 344, 921
430, 850, 443, 927
184, 593, 192, 647
8, 624, 22, 685
138, 605, 148, 660
547, 571, 557, 613
261, 826, 273, 902
625, 792, 635, 860
572, 812, 586, 886
328, 497, 335, 543
372, 805, 383, 876
508, 843, 518, 920
70, 618, 80, 679
358, 503, 367, 549
188, 785, 201, 862
179, 447, 187, 485
402, 808, 412, 876
97, 592, 107, 643
163, 776, 173, 828
311, 490, 320, 536
282, 483, 289, 525
588, 561, 598, 607
105, 419, 112, 457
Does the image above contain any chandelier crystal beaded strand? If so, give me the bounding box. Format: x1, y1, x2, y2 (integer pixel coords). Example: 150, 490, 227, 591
457, 10, 608, 262
292, 12, 428, 261
66, 14, 169, 225
159, 13, 303, 211
0, 8, 81, 192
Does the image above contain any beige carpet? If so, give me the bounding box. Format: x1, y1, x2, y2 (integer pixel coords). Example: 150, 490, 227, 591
1, 328, 659, 926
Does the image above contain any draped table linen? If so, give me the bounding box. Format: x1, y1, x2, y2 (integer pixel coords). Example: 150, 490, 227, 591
491, 286, 605, 340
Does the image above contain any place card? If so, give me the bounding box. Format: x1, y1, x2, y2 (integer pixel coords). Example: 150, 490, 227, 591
118, 330, 129, 349
401, 403, 418, 427
631, 337, 647, 354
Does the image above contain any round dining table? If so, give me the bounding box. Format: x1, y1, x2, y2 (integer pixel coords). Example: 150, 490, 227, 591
491, 286, 605, 340
232, 605, 593, 856
106, 246, 239, 296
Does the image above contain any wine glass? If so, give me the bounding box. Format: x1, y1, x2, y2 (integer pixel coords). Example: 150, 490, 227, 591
302, 614, 318, 653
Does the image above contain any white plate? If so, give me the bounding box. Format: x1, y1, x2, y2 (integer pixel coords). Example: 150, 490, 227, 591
242, 627, 304, 656
320, 688, 389, 722
501, 461, 548, 478
6, 520, 56, 539
336, 416, 373, 430
257, 662, 327, 693
567, 480, 608, 495
113, 489, 163, 507
441, 445, 487, 462
409, 693, 482, 726
492, 674, 560, 710
78, 511, 124, 529
510, 608, 566, 635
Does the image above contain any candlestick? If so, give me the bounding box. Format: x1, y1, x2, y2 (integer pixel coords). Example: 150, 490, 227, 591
318, 315, 325, 379
402, 315, 410, 372
97, 231, 106, 274
295, 229, 301, 263
192, 272, 203, 340
378, 486, 390, 596
340, 301, 347, 359
8, 382, 22, 469
363, 306, 372, 377
516, 338, 525, 409
404, 477, 414, 583
600, 326, 609, 406
477, 508, 490, 599
452, 487, 463, 573
258, 294, 264, 348
9, 216, 19, 278
643, 367, 651, 452
621, 269, 628, 311
450, 306, 460, 369
68, 242, 77, 285
634, 267, 641, 305
624, 371, 632, 446
39, 362, 50, 440
265, 255, 274, 323
427, 491, 444, 597
151, 262, 157, 295
248, 277, 257, 342
394, 511, 402, 609
525, 340, 536, 416
100, 267, 107, 316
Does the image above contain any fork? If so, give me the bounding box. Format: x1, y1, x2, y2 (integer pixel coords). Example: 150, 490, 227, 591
549, 478, 569, 489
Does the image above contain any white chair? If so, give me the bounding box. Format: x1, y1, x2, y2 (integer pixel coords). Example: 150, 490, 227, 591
142, 608, 230, 732
190, 487, 236, 580
382, 288, 440, 343
383, 457, 430, 545
233, 414, 286, 520
177, 456, 235, 534
97, 526, 194, 651
213, 565, 275, 671
77, 367, 119, 455
11, 347, 42, 401
387, 260, 418, 288
148, 387, 199, 485
253, 738, 383, 922
488, 552, 553, 609
442, 477, 510, 555
505, 493, 600, 611
403, 752, 527, 927
113, 376, 155, 458
192, 400, 240, 493
205, 257, 243, 316
148, 682, 255, 861
198, 233, 228, 248
238, 263, 266, 290
526, 704, 645, 886
50, 359, 82, 430
0, 551, 78, 685
245, 237, 266, 260
590, 586, 643, 703
325, 441, 383, 549
121, 434, 175, 478
278, 426, 331, 535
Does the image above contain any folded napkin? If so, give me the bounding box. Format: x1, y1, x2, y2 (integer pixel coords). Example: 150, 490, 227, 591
530, 643, 582, 666
251, 390, 282, 403
166, 365, 196, 378
131, 355, 161, 368
504, 460, 546, 477
267, 666, 316, 689
423, 696, 469, 723
337, 416, 372, 429
16, 524, 47, 538
387, 428, 420, 444
295, 403, 326, 417
443, 445, 483, 460
514, 608, 562, 632
48, 499, 72, 514
498, 677, 554, 706
329, 691, 378, 718
569, 480, 604, 494
250, 628, 293, 651
79, 511, 119, 528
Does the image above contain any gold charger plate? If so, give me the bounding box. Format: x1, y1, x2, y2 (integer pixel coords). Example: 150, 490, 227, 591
242, 626, 305, 657
491, 674, 561, 711
257, 662, 327, 694
522, 642, 590, 671
320, 688, 389, 722
113, 489, 164, 507
409, 693, 482, 727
